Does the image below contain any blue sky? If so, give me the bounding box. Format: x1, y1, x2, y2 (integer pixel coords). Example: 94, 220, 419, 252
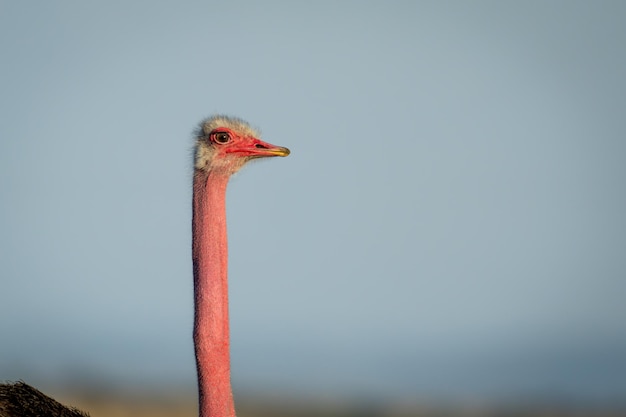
1, 1, 625, 404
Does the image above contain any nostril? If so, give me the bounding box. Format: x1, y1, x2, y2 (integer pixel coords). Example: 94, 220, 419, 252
255, 143, 268, 149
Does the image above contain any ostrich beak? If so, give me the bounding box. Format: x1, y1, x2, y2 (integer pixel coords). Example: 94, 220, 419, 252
247, 139, 290, 158
261, 146, 290, 157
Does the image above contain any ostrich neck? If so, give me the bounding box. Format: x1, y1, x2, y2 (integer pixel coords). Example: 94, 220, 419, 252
192, 170, 235, 417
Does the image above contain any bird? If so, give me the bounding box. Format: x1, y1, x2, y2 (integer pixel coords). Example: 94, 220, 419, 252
0, 115, 290, 417
0, 382, 88, 417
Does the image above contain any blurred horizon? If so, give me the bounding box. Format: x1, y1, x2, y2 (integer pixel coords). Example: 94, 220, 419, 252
5, 338, 625, 406
1, 0, 625, 411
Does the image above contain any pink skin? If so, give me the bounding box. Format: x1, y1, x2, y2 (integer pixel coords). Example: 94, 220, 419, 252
213, 128, 289, 158
192, 127, 288, 417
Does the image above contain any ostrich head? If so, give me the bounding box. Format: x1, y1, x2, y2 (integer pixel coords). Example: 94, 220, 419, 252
194, 115, 290, 176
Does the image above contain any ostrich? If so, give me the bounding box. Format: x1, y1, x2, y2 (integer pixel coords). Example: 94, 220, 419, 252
0, 115, 290, 417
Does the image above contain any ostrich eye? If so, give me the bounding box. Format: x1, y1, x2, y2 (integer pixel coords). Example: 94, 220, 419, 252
213, 132, 231, 144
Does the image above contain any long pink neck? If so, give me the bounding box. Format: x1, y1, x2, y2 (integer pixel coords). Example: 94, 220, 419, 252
192, 170, 235, 417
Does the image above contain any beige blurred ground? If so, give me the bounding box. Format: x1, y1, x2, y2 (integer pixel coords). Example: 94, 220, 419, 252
55, 392, 625, 417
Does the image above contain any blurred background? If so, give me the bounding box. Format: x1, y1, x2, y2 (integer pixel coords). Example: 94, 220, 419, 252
1, 1, 625, 416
